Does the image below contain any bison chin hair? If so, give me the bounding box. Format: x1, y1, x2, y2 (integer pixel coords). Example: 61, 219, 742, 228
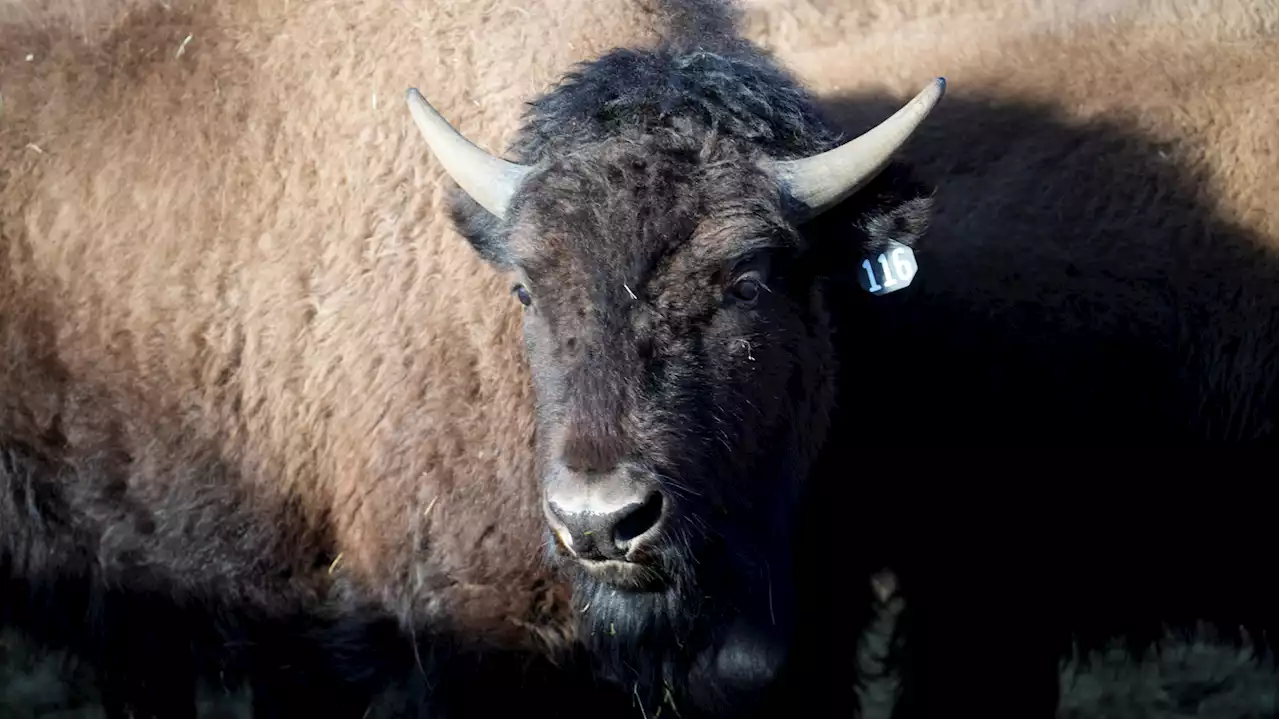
560, 516, 796, 717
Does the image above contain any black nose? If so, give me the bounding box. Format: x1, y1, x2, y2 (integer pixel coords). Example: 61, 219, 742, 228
546, 473, 665, 561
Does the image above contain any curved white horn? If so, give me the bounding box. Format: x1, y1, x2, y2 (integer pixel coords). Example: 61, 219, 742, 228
406, 88, 532, 219
767, 78, 946, 219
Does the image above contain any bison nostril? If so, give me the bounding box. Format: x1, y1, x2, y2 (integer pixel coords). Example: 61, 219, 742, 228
613, 491, 664, 547
544, 475, 665, 560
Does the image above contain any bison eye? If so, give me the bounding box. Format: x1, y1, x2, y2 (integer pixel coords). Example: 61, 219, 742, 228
512, 283, 532, 307
729, 274, 762, 304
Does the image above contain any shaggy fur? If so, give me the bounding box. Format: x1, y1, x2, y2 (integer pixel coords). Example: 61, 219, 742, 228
1, 0, 1276, 717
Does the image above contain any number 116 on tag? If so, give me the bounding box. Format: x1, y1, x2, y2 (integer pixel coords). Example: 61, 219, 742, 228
858, 242, 918, 296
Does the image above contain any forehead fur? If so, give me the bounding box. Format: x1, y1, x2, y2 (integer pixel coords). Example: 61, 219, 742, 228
509, 126, 797, 299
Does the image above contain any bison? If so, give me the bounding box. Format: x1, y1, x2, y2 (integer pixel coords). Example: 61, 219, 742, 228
411, 0, 1278, 714
2, 0, 1276, 717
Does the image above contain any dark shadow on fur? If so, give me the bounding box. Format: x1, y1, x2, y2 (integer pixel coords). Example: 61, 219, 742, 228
0, 431, 634, 719
763, 90, 1278, 719
812, 91, 1277, 446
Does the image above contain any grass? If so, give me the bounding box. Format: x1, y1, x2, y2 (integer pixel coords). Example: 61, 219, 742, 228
0, 622, 1273, 719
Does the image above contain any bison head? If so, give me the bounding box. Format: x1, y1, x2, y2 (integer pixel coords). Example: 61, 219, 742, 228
408, 71, 942, 712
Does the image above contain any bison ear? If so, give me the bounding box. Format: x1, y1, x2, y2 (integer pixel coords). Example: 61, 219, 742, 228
801, 162, 936, 290
447, 187, 517, 269
804, 161, 934, 252
846, 161, 935, 256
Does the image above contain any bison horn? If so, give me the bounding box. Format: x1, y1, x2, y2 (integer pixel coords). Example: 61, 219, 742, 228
406, 88, 532, 219
766, 78, 946, 220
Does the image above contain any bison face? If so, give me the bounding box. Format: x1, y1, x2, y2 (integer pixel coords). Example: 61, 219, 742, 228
510, 135, 835, 592
448, 130, 840, 706
416, 75, 943, 710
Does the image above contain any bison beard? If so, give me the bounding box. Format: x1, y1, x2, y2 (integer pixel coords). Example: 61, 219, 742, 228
568, 535, 794, 714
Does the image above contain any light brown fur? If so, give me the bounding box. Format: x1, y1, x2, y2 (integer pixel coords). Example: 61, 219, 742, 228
1, 0, 665, 651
